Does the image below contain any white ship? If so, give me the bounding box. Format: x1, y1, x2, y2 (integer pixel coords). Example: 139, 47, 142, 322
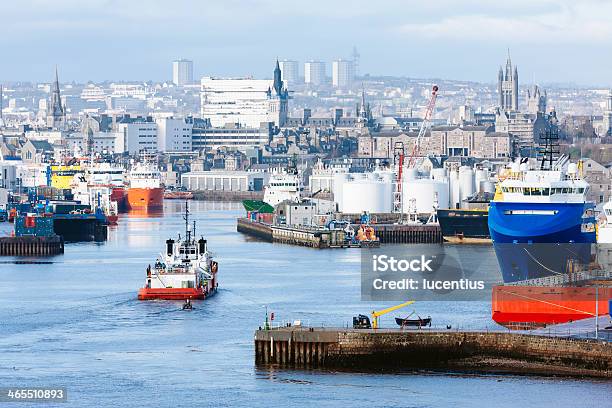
263, 164, 303, 208
597, 199, 612, 271
598, 199, 612, 243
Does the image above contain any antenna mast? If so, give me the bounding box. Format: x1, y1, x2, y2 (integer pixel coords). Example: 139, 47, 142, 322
183, 201, 190, 241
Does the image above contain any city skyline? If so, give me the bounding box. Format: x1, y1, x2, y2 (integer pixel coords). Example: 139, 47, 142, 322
1, 0, 612, 86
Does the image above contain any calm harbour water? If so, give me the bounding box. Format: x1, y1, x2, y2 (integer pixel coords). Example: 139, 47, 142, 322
0, 201, 610, 408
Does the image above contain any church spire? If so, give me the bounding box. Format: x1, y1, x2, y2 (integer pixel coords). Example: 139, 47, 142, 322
273, 59, 283, 95
359, 85, 367, 118
48, 66, 65, 129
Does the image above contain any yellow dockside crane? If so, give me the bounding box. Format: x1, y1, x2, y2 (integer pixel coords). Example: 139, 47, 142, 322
353, 300, 415, 329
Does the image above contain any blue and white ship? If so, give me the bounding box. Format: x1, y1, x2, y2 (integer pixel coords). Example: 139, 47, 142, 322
489, 154, 596, 283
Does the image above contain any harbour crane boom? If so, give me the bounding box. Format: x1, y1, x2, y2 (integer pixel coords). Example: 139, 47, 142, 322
371, 300, 415, 329
407, 85, 439, 168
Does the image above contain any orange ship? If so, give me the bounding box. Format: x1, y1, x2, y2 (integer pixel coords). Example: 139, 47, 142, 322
126, 160, 164, 210
127, 187, 164, 210
492, 285, 612, 328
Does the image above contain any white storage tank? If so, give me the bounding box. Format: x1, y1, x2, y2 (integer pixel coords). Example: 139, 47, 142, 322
474, 168, 489, 192
332, 173, 351, 211
402, 178, 450, 213
459, 166, 475, 203
341, 178, 393, 213
431, 168, 447, 181
404, 167, 419, 180
449, 169, 461, 209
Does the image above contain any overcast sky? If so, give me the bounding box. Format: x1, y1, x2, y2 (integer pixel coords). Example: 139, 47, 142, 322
1, 0, 611, 85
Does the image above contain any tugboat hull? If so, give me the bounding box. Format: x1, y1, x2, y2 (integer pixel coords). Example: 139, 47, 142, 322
137, 287, 209, 300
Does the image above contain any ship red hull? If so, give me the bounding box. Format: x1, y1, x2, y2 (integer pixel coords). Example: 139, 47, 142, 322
492, 285, 612, 328
127, 187, 164, 210
111, 187, 127, 211
137, 287, 207, 300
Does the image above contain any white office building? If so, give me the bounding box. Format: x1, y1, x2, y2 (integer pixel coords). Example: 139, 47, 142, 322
181, 170, 270, 192
278, 60, 299, 84
192, 122, 271, 152
172, 59, 194, 86
304, 60, 326, 85
332, 59, 355, 88
156, 117, 193, 152
200, 63, 288, 128
116, 119, 158, 154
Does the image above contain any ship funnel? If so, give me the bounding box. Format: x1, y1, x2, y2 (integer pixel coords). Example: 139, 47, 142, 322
198, 238, 207, 254
166, 239, 174, 256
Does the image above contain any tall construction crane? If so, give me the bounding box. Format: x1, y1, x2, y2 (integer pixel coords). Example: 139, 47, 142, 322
393, 85, 439, 221
408, 85, 439, 168
393, 141, 405, 217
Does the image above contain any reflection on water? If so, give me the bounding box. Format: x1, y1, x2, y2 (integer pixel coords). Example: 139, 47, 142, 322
125, 208, 165, 218
0, 200, 609, 408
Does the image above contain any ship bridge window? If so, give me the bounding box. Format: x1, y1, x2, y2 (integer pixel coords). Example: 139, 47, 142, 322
523, 187, 551, 196
503, 210, 559, 215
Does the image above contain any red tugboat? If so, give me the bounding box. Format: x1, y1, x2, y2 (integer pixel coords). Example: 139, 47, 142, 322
137, 203, 218, 300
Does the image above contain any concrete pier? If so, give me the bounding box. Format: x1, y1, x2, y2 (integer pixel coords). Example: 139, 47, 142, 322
255, 327, 612, 377
238, 218, 442, 247
374, 224, 442, 244
0, 236, 64, 256
193, 190, 264, 202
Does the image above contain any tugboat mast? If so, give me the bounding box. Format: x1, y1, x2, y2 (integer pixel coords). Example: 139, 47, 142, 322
183, 200, 191, 242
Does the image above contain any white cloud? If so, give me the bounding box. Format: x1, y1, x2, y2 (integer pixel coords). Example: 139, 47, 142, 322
395, 2, 612, 44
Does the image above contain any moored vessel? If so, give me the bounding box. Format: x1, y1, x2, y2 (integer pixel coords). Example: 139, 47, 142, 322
437, 208, 490, 244
163, 189, 194, 200
127, 158, 164, 210
87, 162, 128, 211
242, 157, 303, 212
488, 130, 608, 328
137, 203, 218, 300
488, 133, 596, 283
492, 284, 612, 328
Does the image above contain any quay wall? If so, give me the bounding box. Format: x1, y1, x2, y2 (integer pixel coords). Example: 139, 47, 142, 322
255, 328, 612, 377
237, 218, 273, 241
0, 236, 64, 256
237, 218, 442, 246
193, 191, 264, 202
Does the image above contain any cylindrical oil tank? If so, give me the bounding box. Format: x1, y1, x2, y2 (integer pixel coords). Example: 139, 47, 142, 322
402, 179, 450, 213
449, 169, 461, 209
341, 179, 392, 213
404, 167, 418, 180
474, 168, 488, 192
431, 167, 447, 181
374, 169, 395, 184
333, 173, 351, 211
459, 166, 475, 203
